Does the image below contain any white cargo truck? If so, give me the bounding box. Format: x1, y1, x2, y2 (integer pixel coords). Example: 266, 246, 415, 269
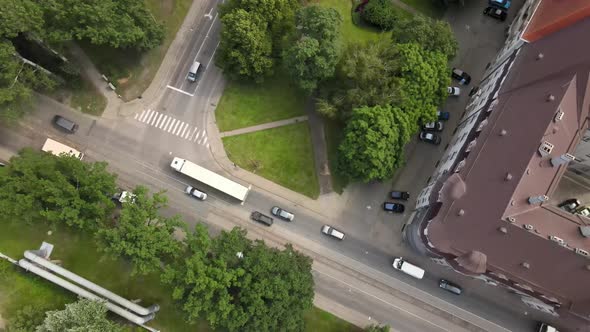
42, 138, 84, 160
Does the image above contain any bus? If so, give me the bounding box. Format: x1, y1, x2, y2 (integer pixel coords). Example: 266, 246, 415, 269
42, 138, 84, 160
170, 157, 250, 204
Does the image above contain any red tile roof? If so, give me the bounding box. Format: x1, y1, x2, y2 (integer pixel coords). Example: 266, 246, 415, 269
522, 0, 590, 42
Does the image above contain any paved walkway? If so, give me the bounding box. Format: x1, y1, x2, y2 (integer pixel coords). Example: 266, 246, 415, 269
391, 0, 420, 15
219, 115, 308, 137
305, 98, 333, 194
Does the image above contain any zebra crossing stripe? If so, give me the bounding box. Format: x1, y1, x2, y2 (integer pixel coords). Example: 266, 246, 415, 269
172, 120, 181, 134
175, 122, 186, 136
202, 136, 208, 145
168, 119, 177, 132
165, 118, 174, 131
193, 131, 200, 141
153, 113, 163, 126
180, 124, 189, 137
138, 109, 149, 122
159, 115, 169, 129
146, 110, 156, 124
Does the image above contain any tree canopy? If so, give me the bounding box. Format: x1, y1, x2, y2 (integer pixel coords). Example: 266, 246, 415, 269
337, 105, 412, 182
163, 226, 314, 332
391, 15, 457, 60
0, 148, 117, 229
284, 5, 342, 92
36, 298, 124, 332
361, 0, 407, 31
98, 186, 184, 275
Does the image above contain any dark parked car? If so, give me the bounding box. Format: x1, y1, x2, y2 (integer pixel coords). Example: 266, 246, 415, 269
271, 206, 294, 221
451, 68, 471, 85
437, 110, 450, 121
419, 131, 441, 145
53, 115, 79, 133
489, 0, 511, 9
383, 202, 405, 213
558, 198, 580, 213
439, 279, 462, 295
484, 6, 507, 21
390, 191, 410, 200
251, 211, 273, 226
422, 121, 443, 132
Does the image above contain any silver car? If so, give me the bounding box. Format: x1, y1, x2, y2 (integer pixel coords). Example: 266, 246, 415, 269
185, 186, 207, 200
271, 206, 294, 221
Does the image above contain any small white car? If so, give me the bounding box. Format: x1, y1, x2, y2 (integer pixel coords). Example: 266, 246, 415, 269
185, 186, 207, 200
321, 225, 345, 240
271, 206, 295, 221
447, 86, 461, 96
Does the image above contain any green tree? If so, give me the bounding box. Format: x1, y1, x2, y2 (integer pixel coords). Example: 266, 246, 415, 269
0, 148, 117, 229
365, 324, 390, 332
394, 43, 449, 126
36, 298, 124, 332
284, 6, 342, 92
98, 186, 184, 275
217, 9, 273, 82
163, 226, 314, 332
338, 105, 411, 182
361, 0, 406, 31
7, 305, 46, 332
391, 15, 458, 60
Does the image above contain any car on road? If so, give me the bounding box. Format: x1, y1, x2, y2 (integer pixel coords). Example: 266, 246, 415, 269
451, 68, 471, 85
558, 198, 580, 213
447, 86, 461, 96
489, 0, 511, 9
321, 225, 345, 240
437, 110, 450, 121
383, 202, 405, 213
112, 191, 136, 204
251, 211, 273, 226
53, 115, 79, 133
422, 121, 444, 132
419, 131, 441, 145
484, 6, 507, 21
390, 191, 410, 200
187, 61, 202, 82
392, 257, 425, 279
439, 279, 462, 295
537, 322, 558, 332
271, 206, 294, 221
185, 186, 207, 200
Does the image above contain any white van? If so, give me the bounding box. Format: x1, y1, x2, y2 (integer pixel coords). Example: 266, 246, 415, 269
187, 61, 201, 82
392, 257, 425, 279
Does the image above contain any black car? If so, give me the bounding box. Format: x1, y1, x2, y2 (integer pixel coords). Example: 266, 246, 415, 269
419, 131, 441, 145
558, 198, 580, 213
484, 6, 507, 21
251, 211, 273, 226
451, 68, 471, 85
437, 110, 450, 121
422, 121, 444, 132
383, 202, 405, 213
390, 191, 410, 200
53, 115, 79, 133
439, 279, 462, 295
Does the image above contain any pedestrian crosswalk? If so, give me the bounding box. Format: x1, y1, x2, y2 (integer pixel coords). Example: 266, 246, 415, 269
134, 109, 209, 147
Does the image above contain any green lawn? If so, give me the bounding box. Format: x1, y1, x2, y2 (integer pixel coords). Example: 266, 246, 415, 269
399, 0, 446, 18
305, 307, 363, 332
316, 0, 382, 44
223, 123, 320, 198
215, 74, 307, 132
82, 0, 193, 100
324, 120, 349, 194
69, 79, 108, 116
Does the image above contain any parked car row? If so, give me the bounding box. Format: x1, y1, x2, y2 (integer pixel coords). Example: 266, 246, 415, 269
483, 0, 510, 21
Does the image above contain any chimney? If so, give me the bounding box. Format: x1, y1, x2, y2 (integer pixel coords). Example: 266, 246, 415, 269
528, 195, 549, 205
551, 153, 575, 167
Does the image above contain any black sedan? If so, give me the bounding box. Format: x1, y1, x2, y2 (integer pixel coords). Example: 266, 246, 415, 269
419, 131, 441, 145
451, 68, 471, 85
390, 191, 410, 200
484, 6, 507, 21
383, 202, 405, 213
439, 279, 462, 295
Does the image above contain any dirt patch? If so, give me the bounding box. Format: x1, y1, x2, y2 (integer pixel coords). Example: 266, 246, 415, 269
0, 312, 6, 330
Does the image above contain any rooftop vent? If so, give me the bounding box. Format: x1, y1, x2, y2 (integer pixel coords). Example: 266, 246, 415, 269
538, 141, 554, 157
536, 53, 544, 60
508, 217, 516, 223
521, 262, 530, 269
575, 248, 589, 257
580, 226, 590, 238
524, 224, 534, 231
548, 235, 565, 246
551, 154, 575, 167
498, 227, 508, 234
528, 195, 549, 205
554, 110, 564, 122
505, 173, 513, 181
499, 129, 507, 136
547, 94, 555, 102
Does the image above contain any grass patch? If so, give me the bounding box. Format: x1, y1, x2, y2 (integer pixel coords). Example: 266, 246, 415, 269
324, 120, 349, 194
304, 307, 363, 332
223, 122, 320, 198
81, 0, 193, 100
315, 0, 382, 44
399, 0, 446, 18
215, 74, 307, 132
69, 79, 108, 116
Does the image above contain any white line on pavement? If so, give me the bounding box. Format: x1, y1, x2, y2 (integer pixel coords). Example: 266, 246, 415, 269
145, 110, 156, 124
206, 41, 221, 69
134, 113, 139, 120
193, 131, 200, 141
166, 85, 194, 97
152, 113, 163, 126
190, 127, 199, 140
168, 119, 178, 133
138, 109, 149, 122
180, 124, 189, 137
194, 13, 219, 62
202, 136, 208, 145
164, 118, 174, 131
159, 115, 169, 129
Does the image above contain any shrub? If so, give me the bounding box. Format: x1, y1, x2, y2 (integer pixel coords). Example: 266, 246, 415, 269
360, 0, 405, 30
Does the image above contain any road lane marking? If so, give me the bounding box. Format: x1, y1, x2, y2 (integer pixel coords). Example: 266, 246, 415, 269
165, 118, 175, 132
175, 122, 186, 136
168, 119, 177, 133
194, 13, 218, 62
152, 113, 163, 126
159, 115, 169, 129
190, 128, 199, 140
180, 124, 189, 137
166, 85, 194, 97
138, 109, 149, 122
206, 41, 221, 69
172, 120, 180, 134
145, 110, 156, 124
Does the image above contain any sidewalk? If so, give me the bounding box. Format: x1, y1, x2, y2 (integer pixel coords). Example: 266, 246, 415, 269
219, 115, 308, 137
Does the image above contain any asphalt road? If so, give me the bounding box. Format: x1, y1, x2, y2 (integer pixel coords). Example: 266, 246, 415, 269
0, 0, 546, 330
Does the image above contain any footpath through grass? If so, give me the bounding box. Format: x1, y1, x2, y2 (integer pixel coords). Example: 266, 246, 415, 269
399, 0, 446, 18
0, 221, 357, 331
223, 123, 320, 198
82, 0, 193, 100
